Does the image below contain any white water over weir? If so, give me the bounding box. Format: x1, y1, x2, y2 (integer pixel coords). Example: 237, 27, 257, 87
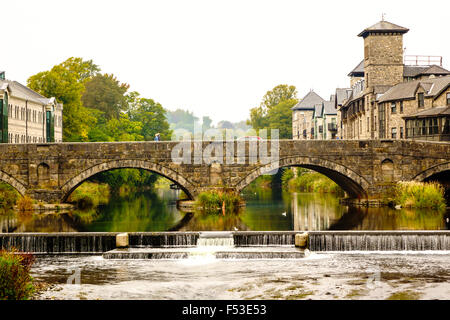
197, 232, 234, 247
0, 231, 450, 254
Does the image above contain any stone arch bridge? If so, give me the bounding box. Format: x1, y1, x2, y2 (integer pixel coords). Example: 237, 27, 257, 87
0, 140, 449, 203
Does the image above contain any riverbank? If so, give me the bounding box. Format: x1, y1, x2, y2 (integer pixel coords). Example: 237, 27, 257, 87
282, 168, 345, 196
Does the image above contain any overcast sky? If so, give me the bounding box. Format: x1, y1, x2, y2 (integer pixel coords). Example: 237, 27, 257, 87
2, 0, 449, 124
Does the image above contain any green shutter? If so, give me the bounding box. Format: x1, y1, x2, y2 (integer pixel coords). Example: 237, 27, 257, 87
0, 92, 8, 143
46, 109, 55, 142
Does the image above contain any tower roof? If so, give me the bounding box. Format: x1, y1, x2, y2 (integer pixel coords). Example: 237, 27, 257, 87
358, 20, 409, 38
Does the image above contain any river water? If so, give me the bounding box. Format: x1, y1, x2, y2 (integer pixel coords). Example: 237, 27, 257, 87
2, 187, 449, 300
1, 188, 448, 233
32, 252, 450, 300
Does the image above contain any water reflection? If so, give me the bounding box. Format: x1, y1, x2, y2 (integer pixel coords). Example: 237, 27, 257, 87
0, 188, 448, 232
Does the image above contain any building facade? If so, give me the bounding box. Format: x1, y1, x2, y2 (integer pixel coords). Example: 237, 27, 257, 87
0, 72, 63, 144
292, 90, 338, 140
339, 20, 450, 141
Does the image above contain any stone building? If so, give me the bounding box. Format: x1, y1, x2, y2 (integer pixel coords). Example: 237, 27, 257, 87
0, 71, 63, 144
292, 90, 338, 140
339, 20, 450, 141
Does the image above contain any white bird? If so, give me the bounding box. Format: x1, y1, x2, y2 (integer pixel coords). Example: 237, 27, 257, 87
281, 212, 287, 216
234, 227, 238, 231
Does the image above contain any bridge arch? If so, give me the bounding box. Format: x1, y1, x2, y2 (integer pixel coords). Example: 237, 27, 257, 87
60, 159, 196, 201
413, 162, 450, 182
235, 156, 370, 198
0, 170, 27, 196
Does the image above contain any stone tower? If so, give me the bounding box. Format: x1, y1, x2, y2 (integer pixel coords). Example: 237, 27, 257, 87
358, 20, 409, 88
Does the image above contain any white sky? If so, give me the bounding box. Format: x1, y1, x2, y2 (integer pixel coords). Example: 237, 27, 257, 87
2, 0, 449, 124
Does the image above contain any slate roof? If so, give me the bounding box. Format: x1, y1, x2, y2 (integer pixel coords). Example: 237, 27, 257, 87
335, 88, 350, 106
323, 101, 337, 115
0, 79, 55, 105
358, 20, 409, 38
292, 90, 325, 110
348, 60, 365, 77
377, 75, 450, 103
403, 106, 450, 118
348, 62, 450, 79
404, 65, 450, 78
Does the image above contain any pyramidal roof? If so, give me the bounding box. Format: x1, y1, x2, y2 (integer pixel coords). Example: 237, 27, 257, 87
358, 20, 409, 38
291, 90, 325, 110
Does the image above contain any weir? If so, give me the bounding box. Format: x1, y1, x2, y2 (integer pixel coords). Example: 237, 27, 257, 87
1, 231, 450, 254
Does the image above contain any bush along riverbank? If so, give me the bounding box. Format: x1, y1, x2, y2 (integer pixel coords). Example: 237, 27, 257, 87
196, 190, 243, 215
67, 182, 110, 209
0, 182, 19, 212
282, 168, 345, 196
0, 249, 35, 300
393, 181, 446, 210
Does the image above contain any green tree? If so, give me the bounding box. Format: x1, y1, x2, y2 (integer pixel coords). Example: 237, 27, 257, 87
247, 84, 298, 139
166, 109, 199, 133
82, 74, 130, 121
202, 116, 213, 132
27, 57, 100, 141
127, 93, 172, 141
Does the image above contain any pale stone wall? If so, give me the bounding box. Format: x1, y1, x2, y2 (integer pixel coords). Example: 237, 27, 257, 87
434, 87, 450, 106
6, 95, 61, 143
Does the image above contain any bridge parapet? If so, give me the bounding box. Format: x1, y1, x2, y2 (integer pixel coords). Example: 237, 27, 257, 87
0, 140, 448, 203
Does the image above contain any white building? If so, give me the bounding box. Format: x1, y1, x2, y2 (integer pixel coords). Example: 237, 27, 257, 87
0, 71, 63, 143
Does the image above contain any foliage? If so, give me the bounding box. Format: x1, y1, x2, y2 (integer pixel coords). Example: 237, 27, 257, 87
394, 181, 445, 210
16, 196, 34, 213
82, 73, 130, 121
68, 182, 110, 209
27, 57, 99, 141
247, 84, 298, 139
166, 109, 199, 134
128, 93, 172, 141
196, 190, 242, 214
281, 168, 295, 188
92, 169, 158, 194
286, 169, 344, 195
0, 249, 35, 300
0, 183, 19, 210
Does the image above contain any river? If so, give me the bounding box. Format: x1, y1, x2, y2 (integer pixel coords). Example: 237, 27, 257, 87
1, 187, 448, 233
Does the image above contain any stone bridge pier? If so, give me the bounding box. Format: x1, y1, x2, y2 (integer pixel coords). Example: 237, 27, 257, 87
0, 140, 449, 204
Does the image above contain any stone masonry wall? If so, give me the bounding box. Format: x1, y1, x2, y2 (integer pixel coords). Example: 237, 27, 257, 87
0, 140, 449, 203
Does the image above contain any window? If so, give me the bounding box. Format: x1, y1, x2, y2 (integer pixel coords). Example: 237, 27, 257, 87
391, 127, 397, 139
447, 93, 450, 106
400, 101, 404, 113
374, 116, 377, 131
391, 102, 396, 114
400, 127, 404, 139
360, 120, 362, 134
367, 117, 370, 132
430, 118, 438, 135
418, 92, 424, 108
379, 104, 386, 138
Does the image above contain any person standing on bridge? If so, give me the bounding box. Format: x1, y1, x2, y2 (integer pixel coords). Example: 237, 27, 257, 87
154, 133, 161, 141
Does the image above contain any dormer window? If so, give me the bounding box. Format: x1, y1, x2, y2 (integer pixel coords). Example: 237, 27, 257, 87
418, 92, 424, 108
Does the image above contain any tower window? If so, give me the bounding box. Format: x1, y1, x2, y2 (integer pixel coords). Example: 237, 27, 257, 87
418, 93, 424, 108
